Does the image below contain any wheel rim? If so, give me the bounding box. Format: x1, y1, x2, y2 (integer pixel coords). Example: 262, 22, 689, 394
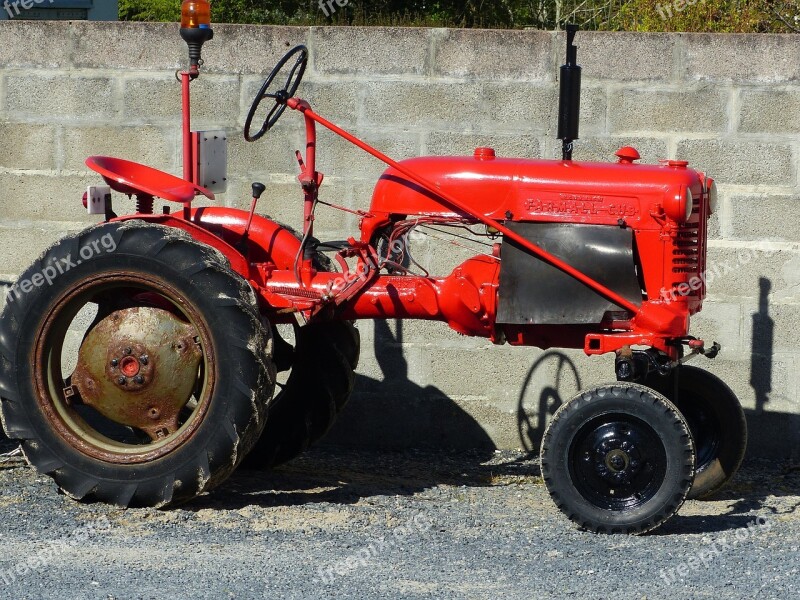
34, 271, 216, 464
568, 413, 667, 511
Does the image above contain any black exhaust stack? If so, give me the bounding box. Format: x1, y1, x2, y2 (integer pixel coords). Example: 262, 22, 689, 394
557, 24, 581, 161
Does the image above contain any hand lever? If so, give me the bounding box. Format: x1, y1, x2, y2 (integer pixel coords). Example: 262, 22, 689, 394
251, 182, 266, 200
239, 182, 266, 254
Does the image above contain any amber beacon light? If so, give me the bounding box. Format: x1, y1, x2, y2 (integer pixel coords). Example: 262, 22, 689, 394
180, 0, 213, 71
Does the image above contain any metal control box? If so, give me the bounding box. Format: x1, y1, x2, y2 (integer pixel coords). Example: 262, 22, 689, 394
194, 130, 228, 194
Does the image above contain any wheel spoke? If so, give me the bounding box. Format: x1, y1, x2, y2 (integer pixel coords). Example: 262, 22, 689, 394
285, 57, 304, 90
142, 416, 180, 442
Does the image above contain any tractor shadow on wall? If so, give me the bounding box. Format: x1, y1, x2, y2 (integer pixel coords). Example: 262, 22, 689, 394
323, 322, 581, 457
201, 324, 582, 511
739, 276, 800, 465
323, 319, 498, 452
202, 319, 538, 510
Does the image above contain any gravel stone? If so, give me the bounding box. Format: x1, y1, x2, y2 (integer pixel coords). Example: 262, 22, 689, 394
0, 448, 797, 599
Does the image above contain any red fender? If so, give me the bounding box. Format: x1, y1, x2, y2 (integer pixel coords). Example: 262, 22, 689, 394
191, 207, 302, 270
111, 213, 250, 277
112, 208, 304, 277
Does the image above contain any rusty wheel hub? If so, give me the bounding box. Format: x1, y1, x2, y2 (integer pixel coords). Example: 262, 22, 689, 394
73, 306, 203, 441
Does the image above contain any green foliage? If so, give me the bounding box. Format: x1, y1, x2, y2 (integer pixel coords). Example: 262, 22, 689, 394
117, 0, 800, 32
118, 0, 179, 22
609, 0, 786, 33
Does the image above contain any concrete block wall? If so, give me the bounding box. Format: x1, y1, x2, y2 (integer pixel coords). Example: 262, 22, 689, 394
0, 22, 798, 458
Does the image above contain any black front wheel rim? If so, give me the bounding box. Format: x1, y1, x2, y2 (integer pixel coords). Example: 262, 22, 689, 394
568, 414, 668, 511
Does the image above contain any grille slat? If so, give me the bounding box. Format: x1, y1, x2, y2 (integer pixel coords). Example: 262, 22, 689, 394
670, 200, 702, 292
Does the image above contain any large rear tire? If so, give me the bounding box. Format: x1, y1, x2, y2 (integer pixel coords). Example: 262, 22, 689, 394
243, 320, 359, 469
0, 222, 275, 507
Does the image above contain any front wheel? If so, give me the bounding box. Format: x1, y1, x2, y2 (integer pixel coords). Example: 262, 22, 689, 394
646, 366, 747, 499
541, 383, 695, 534
0, 222, 275, 507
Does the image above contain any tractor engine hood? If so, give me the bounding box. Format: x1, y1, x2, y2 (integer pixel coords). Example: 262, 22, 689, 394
368, 151, 704, 228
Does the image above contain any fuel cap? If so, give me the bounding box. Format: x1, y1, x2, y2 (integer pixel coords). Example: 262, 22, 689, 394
474, 147, 496, 160
615, 146, 641, 163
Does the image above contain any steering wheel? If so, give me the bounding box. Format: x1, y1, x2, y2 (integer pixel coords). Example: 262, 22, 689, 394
244, 45, 308, 142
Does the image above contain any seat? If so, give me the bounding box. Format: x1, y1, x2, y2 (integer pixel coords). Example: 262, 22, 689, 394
85, 156, 215, 203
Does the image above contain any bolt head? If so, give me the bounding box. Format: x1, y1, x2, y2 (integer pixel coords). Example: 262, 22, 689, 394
110, 359, 119, 368
118, 376, 127, 385
617, 360, 634, 380
133, 375, 145, 385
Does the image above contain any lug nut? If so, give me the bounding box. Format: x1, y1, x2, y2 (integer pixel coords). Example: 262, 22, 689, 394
140, 355, 149, 365
134, 375, 145, 385
118, 377, 127, 385
110, 359, 119, 367
124, 347, 132, 355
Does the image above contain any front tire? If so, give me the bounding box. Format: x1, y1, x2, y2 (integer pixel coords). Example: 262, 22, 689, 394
647, 366, 747, 499
540, 383, 695, 534
0, 222, 275, 507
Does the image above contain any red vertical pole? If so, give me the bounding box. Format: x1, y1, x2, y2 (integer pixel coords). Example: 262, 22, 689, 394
298, 114, 319, 287
181, 71, 192, 183
302, 115, 317, 238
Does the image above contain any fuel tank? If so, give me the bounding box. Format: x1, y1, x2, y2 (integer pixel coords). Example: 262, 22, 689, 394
365, 149, 703, 232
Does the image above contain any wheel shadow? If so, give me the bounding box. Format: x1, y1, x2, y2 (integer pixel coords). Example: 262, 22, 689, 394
654, 458, 800, 535
515, 350, 582, 454
195, 448, 541, 511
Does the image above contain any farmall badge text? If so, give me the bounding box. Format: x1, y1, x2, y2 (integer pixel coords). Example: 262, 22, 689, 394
525, 194, 637, 217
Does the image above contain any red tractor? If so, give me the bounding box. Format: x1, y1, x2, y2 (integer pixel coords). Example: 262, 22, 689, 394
0, 8, 746, 534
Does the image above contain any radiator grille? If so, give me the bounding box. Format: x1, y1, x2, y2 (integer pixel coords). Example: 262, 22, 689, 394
671, 198, 702, 292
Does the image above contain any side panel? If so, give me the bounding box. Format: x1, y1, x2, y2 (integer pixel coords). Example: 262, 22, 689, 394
496, 222, 642, 325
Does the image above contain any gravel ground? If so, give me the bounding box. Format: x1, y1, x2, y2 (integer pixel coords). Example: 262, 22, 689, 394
0, 447, 798, 600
